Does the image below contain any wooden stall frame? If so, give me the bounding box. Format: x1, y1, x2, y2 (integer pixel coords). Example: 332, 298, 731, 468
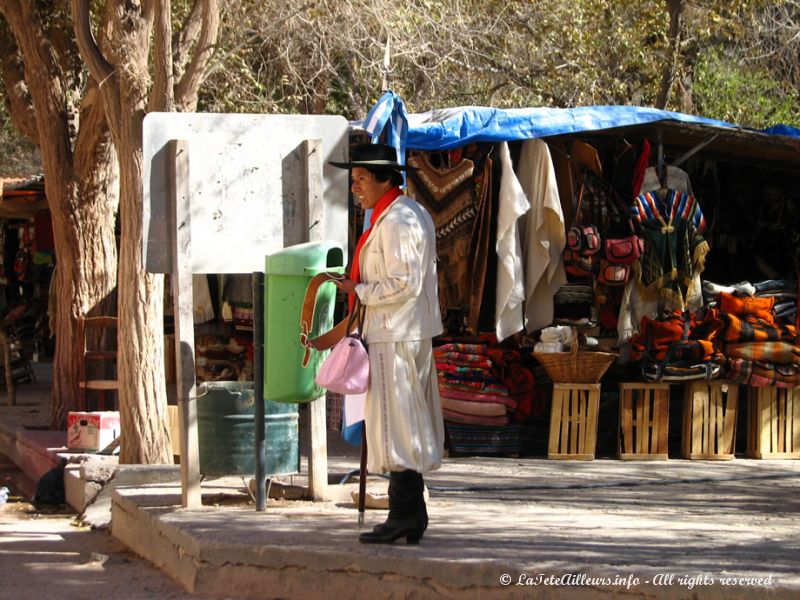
548, 383, 600, 460
618, 382, 670, 460
681, 380, 738, 460
747, 386, 800, 459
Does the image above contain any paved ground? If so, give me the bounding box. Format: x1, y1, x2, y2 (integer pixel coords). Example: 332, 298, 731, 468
0, 454, 204, 600
111, 455, 800, 599
2, 362, 799, 599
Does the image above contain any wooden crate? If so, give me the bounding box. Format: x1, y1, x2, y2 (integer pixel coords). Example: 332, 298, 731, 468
747, 386, 800, 459
682, 381, 738, 460
618, 383, 670, 460
548, 384, 600, 460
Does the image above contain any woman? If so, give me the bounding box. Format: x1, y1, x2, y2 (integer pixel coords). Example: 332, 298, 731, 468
330, 143, 444, 545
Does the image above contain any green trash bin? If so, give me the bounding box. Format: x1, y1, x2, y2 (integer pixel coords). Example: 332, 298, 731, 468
264, 241, 344, 403
197, 381, 299, 476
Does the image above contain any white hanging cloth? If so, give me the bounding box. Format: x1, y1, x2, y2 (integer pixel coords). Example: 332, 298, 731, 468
192, 275, 215, 323
495, 142, 530, 341
517, 139, 567, 332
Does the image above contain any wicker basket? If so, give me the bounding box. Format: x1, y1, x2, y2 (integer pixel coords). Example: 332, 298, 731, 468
533, 338, 618, 384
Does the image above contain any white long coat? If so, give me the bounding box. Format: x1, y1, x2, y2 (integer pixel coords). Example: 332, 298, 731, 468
354, 194, 445, 473
355, 195, 443, 342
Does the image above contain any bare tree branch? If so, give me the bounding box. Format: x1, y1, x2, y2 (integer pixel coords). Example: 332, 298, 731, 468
0, 27, 38, 143
173, 0, 203, 82
175, 0, 219, 110
150, 0, 175, 112
70, 0, 115, 86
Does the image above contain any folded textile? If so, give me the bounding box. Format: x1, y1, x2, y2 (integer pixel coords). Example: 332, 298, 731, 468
436, 363, 493, 377
628, 313, 721, 363
554, 284, 593, 304
443, 409, 510, 426
756, 292, 798, 301
774, 301, 797, 316
702, 280, 756, 297
726, 358, 800, 388
753, 279, 798, 294
438, 386, 519, 410
434, 342, 488, 355
433, 351, 494, 369
439, 376, 492, 391
441, 370, 499, 385
554, 317, 594, 327
719, 292, 775, 324
439, 377, 507, 394
534, 341, 563, 353
440, 396, 508, 417
724, 342, 800, 365
695, 309, 799, 344
539, 325, 574, 344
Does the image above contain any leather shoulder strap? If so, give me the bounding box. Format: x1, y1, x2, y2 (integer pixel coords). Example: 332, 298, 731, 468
299, 271, 350, 367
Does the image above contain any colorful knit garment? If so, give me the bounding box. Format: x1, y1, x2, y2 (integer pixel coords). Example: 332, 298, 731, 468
631, 189, 709, 309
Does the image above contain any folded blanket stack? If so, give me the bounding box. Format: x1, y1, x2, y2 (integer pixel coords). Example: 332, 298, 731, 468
628, 312, 723, 366
697, 287, 800, 387
435, 342, 513, 426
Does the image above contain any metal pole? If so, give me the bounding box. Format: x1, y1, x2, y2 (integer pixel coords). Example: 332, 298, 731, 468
253, 271, 267, 511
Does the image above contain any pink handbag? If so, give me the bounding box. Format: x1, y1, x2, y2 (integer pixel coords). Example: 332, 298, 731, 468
314, 300, 369, 394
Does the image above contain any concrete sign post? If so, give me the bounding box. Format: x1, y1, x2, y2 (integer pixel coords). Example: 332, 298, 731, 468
143, 113, 349, 508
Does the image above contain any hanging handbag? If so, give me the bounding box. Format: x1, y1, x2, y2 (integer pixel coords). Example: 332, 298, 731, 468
565, 183, 602, 256
597, 259, 630, 286
563, 248, 594, 278
567, 225, 602, 255
602, 187, 644, 264
314, 299, 369, 395
604, 235, 644, 264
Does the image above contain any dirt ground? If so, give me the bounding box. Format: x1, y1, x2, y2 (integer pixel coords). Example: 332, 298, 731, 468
0, 454, 208, 600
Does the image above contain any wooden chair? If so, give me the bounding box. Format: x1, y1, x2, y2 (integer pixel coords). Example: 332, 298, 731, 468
77, 315, 119, 411
0, 325, 37, 406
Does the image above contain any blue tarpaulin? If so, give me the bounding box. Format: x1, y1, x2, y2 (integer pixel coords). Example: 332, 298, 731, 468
362, 91, 800, 157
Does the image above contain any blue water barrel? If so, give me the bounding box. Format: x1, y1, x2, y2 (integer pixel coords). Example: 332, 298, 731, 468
197, 381, 299, 476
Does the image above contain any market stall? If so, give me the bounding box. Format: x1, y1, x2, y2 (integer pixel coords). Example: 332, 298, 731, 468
356, 92, 800, 459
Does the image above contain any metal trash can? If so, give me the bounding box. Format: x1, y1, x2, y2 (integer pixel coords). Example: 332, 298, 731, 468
263, 241, 344, 403
197, 381, 299, 476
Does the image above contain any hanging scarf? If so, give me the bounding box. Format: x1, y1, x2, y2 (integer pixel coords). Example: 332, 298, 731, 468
349, 186, 402, 310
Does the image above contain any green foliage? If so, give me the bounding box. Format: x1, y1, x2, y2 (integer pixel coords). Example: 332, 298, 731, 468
694, 49, 800, 128
0, 102, 41, 178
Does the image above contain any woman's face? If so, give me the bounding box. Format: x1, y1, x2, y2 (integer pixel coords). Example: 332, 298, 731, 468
351, 167, 391, 210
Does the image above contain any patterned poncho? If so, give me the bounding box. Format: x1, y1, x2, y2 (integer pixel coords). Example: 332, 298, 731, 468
631, 188, 709, 309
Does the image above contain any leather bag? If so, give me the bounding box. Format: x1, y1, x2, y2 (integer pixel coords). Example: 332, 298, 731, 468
567, 225, 602, 255
563, 248, 593, 278
604, 235, 644, 264
597, 259, 630, 286
314, 299, 369, 394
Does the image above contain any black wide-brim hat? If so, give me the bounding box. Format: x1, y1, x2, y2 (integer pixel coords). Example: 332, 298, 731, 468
329, 143, 414, 170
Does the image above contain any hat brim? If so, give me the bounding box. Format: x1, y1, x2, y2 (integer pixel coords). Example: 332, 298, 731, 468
329, 159, 416, 170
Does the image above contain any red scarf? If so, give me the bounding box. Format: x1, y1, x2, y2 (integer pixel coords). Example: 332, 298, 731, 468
349, 186, 402, 309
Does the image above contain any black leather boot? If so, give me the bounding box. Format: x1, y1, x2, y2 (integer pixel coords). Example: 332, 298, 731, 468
420, 475, 429, 532
359, 470, 424, 545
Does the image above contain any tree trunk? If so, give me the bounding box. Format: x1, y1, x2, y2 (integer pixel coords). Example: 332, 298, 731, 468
117, 145, 171, 464
0, 4, 119, 429
656, 0, 684, 109
89, 2, 172, 464
70, 0, 219, 463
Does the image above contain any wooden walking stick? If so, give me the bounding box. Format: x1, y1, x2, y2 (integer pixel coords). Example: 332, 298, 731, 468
358, 424, 367, 526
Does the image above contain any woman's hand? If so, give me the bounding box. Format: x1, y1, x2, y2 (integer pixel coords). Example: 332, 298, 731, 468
335, 278, 358, 295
